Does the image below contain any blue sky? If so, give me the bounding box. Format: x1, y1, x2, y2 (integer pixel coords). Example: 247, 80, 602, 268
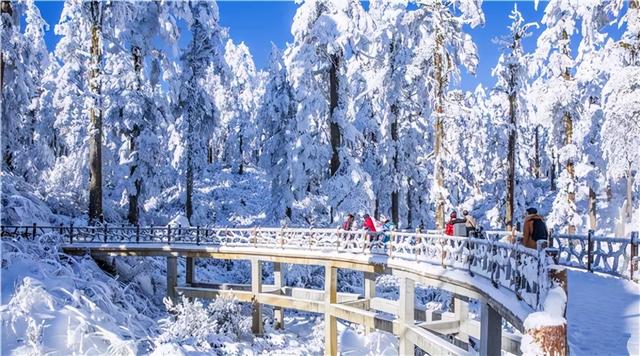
33, 1, 618, 92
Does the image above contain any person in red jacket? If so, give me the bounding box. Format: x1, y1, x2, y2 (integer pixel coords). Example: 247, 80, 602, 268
363, 214, 377, 232
445, 211, 465, 235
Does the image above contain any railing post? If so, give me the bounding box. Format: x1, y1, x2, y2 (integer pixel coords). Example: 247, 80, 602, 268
136, 224, 140, 243
69, 222, 74, 244
177, 224, 181, 242
186, 256, 195, 285
59, 223, 64, 235
548, 228, 554, 248
324, 263, 338, 356
103, 223, 107, 243
32, 223, 36, 240
273, 262, 284, 330
587, 229, 594, 272
167, 225, 171, 244
479, 302, 502, 356
398, 275, 415, 355
203, 228, 207, 245
166, 256, 178, 303
251, 259, 263, 335
631, 231, 639, 281
196, 226, 200, 245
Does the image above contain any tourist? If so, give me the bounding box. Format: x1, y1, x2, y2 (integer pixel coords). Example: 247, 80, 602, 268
363, 214, 377, 232
380, 216, 396, 243
522, 207, 548, 249
445, 211, 466, 236
341, 213, 354, 231
462, 210, 477, 237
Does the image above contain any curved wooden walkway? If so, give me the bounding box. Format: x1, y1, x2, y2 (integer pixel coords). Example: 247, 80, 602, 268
2, 225, 637, 355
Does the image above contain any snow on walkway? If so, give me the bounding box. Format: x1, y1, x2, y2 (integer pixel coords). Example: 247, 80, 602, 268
568, 269, 639, 356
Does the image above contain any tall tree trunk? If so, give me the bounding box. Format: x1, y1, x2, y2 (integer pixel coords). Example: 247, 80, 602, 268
564, 111, 576, 234
560, 29, 576, 234
588, 187, 597, 230
550, 149, 556, 191
127, 46, 143, 225
329, 54, 341, 176
1, 1, 13, 169
505, 66, 517, 231
433, 33, 446, 229
239, 135, 244, 175
626, 165, 634, 224
391, 105, 399, 226
407, 178, 413, 229
374, 198, 379, 221
88, 1, 103, 224
207, 141, 213, 164
329, 54, 340, 224
533, 125, 540, 179
186, 137, 193, 223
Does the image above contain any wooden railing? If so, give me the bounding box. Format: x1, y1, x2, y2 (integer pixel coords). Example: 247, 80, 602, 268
2, 225, 637, 300
0, 224, 559, 311
550, 229, 639, 282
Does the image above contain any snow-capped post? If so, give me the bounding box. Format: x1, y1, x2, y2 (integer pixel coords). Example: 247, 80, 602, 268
69, 222, 73, 244
521, 247, 568, 356
587, 230, 594, 272
631, 231, 639, 281
135, 224, 140, 243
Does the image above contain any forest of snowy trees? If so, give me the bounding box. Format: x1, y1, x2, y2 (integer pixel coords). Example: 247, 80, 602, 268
1, 0, 639, 235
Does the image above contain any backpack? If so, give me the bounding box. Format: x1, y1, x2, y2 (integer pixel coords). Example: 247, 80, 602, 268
531, 218, 548, 241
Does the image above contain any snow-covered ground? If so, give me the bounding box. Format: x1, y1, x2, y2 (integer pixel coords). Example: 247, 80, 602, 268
567, 269, 640, 356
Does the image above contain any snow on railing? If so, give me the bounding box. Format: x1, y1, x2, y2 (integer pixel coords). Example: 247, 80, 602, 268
550, 229, 639, 281
2, 224, 637, 304
0, 224, 551, 310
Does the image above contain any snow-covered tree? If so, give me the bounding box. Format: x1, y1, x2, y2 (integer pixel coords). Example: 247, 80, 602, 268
100, 1, 179, 224
0, 0, 50, 180
491, 4, 536, 229
258, 45, 295, 220
219, 40, 260, 175
532, 0, 583, 233
601, 0, 640, 227
285, 0, 375, 223
48, 0, 143, 222
174, 0, 226, 224
404, 0, 484, 228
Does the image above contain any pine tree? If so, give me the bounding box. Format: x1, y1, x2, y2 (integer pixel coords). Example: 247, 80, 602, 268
175, 0, 225, 224
533, 0, 582, 233
258, 44, 295, 220
405, 0, 484, 228
492, 4, 536, 230
601, 0, 640, 228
